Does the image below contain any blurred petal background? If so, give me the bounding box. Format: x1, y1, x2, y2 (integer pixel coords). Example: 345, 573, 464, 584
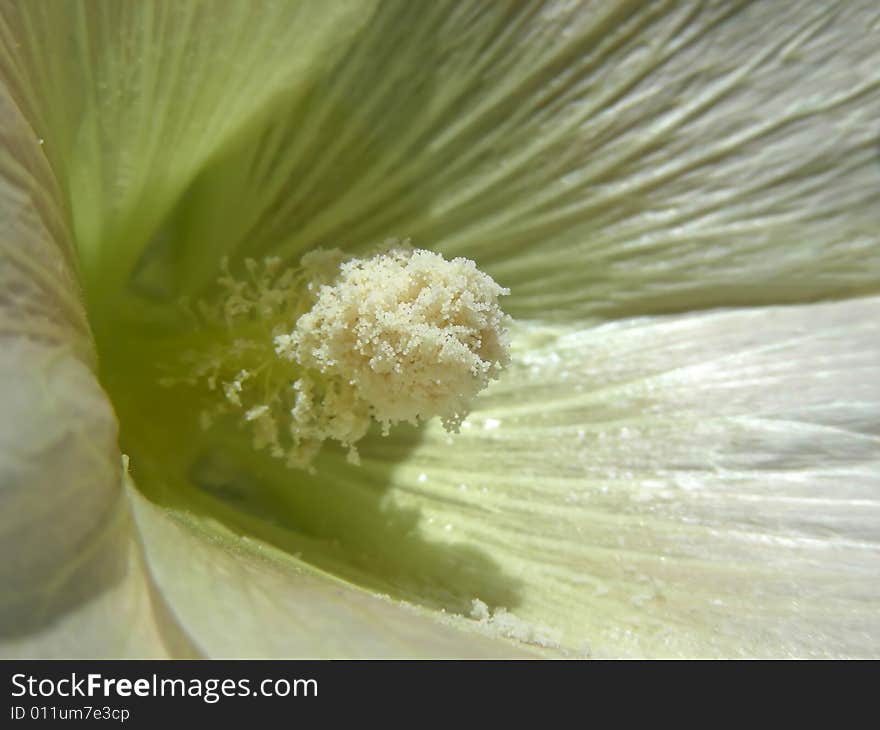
1, 1, 878, 657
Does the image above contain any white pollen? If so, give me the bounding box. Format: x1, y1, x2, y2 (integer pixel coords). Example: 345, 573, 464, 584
168, 243, 511, 471
244, 405, 269, 421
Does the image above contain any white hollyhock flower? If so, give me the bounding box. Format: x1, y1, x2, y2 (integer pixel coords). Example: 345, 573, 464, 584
0, 1, 878, 658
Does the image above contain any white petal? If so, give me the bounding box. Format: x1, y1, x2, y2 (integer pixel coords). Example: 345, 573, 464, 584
0, 83, 168, 657
6, 3, 877, 319
351, 297, 880, 657
128, 483, 538, 658
0, 1, 378, 296
175, 1, 879, 320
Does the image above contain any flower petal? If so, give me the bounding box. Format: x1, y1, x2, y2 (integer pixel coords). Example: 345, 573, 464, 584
0, 0, 378, 298
350, 297, 880, 657
382, 1, 880, 320
6, 3, 876, 322
77, 0, 875, 321
127, 482, 538, 658
0, 83, 169, 657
